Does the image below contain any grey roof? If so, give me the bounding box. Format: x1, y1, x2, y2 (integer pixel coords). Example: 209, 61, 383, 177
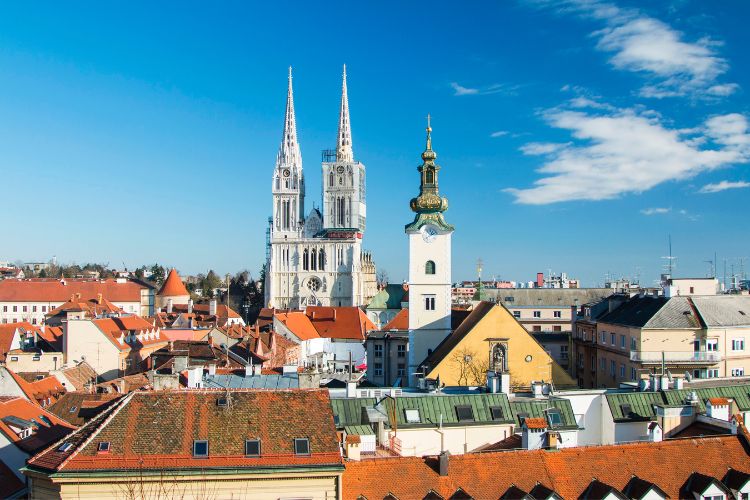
643, 296, 701, 329
484, 288, 613, 307
598, 295, 701, 329
691, 295, 750, 327
202, 373, 299, 389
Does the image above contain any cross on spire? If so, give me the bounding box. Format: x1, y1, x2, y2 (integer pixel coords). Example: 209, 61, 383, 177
336, 64, 354, 162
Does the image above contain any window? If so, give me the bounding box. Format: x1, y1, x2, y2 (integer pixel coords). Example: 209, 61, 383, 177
553, 310, 561, 318
425, 261, 436, 275
294, 438, 310, 455
455, 405, 474, 422
513, 311, 521, 318
32, 305, 37, 312
533, 311, 541, 318
10, 356, 18, 362
405, 409, 421, 423
42, 306, 47, 312
689, 287, 695, 294
97, 442, 110, 453
620, 403, 632, 416
707, 369, 719, 378
560, 345, 569, 360
193, 440, 208, 457
505, 296, 514, 303
216, 397, 228, 407
631, 337, 637, 350
533, 326, 542, 332
546, 409, 562, 427
12, 306, 17, 312
620, 364, 625, 378
630, 367, 636, 381
58, 442, 73, 452
610, 360, 616, 377
707, 339, 719, 352
731, 368, 745, 377
33, 355, 40, 361
22, 306, 27, 312
600, 357, 606, 370
610, 333, 616, 345
69, 406, 77, 413
424, 295, 436, 311
397, 364, 405, 377
373, 363, 383, 377
374, 344, 383, 358
397, 344, 406, 358
732, 338, 745, 351
553, 325, 562, 332
245, 439, 261, 457
601, 331, 607, 344
620, 335, 626, 349
1, 306, 5, 312
490, 406, 504, 420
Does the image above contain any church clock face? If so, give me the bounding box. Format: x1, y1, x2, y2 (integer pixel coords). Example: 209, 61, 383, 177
337, 165, 345, 173
422, 225, 438, 243
283, 169, 291, 177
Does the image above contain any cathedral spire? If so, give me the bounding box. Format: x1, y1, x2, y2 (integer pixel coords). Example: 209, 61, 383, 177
336, 64, 354, 162
277, 66, 302, 169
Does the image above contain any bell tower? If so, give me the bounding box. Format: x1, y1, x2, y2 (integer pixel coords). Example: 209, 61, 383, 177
406, 116, 454, 385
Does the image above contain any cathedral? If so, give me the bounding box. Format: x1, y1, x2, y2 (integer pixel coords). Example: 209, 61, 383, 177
264, 66, 377, 309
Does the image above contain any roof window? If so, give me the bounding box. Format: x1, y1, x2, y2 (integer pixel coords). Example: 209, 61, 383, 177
620, 403, 633, 416
490, 406, 505, 420
40, 415, 52, 426
58, 442, 73, 452
245, 439, 261, 457
546, 409, 562, 427
405, 409, 421, 423
216, 396, 228, 407
193, 440, 209, 458
97, 442, 110, 454
294, 438, 310, 456
69, 406, 77, 413
455, 405, 474, 422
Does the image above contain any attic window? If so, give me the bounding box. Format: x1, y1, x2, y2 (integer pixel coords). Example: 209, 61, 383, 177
455, 405, 474, 422
405, 409, 421, 423
69, 406, 77, 413
546, 409, 562, 427
490, 406, 505, 420
294, 438, 310, 456
58, 442, 73, 452
245, 439, 261, 457
620, 403, 633, 416
98, 442, 110, 454
216, 397, 228, 407
193, 440, 209, 458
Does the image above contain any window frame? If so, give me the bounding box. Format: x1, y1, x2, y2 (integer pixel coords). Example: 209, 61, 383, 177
193, 439, 209, 458
294, 438, 310, 456
245, 439, 261, 457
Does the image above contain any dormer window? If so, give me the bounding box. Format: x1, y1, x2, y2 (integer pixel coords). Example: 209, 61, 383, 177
455, 405, 474, 422
294, 438, 310, 456
490, 406, 505, 420
546, 409, 562, 427
405, 409, 421, 423
193, 440, 209, 458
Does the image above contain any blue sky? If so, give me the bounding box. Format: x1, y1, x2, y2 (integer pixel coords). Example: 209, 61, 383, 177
1, 1, 748, 286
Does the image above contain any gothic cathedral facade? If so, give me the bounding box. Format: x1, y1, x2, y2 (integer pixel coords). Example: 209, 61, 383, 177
406, 119, 454, 385
265, 67, 377, 310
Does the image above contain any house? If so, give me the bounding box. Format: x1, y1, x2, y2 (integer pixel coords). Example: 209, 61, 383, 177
273, 306, 375, 371
418, 301, 576, 390
0, 395, 75, 493
0, 277, 154, 325
64, 315, 168, 381
44, 294, 123, 327
24, 390, 344, 499
153, 298, 245, 329
0, 367, 66, 408
1, 321, 64, 373
46, 392, 123, 426
342, 430, 750, 499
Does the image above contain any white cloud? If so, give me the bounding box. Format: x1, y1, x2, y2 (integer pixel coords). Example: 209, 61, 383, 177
490, 130, 509, 138
520, 142, 571, 155
540, 0, 737, 98
641, 207, 671, 215
450, 82, 518, 96
504, 103, 750, 204
699, 180, 750, 193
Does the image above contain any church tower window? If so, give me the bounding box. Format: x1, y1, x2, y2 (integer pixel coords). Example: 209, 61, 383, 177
311, 248, 317, 271
303, 249, 309, 271
319, 249, 325, 270
425, 261, 436, 275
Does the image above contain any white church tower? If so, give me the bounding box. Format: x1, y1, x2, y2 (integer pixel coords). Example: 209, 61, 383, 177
322, 65, 367, 231
406, 117, 454, 385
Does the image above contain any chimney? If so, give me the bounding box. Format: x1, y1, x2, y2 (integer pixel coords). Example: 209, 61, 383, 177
536, 272, 544, 288
188, 299, 193, 314
209, 299, 217, 317
647, 422, 663, 442
245, 363, 253, 377
438, 451, 449, 477
167, 298, 173, 314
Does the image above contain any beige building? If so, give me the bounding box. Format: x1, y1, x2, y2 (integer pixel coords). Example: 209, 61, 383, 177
574, 294, 750, 388
24, 390, 344, 499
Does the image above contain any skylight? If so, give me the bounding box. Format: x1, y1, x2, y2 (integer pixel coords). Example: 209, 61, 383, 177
294, 438, 310, 456
405, 409, 421, 423
546, 409, 562, 427
193, 440, 208, 458
455, 405, 474, 422
490, 406, 505, 420
69, 406, 77, 413
58, 442, 73, 452
245, 439, 261, 457
98, 442, 110, 453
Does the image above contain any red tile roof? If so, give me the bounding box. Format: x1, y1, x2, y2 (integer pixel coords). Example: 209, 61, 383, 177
6, 369, 66, 406
708, 397, 730, 406
28, 389, 343, 473
383, 308, 408, 330
157, 269, 190, 297
0, 322, 25, 361
343, 435, 750, 499
38, 325, 64, 352
523, 417, 548, 429
46, 296, 123, 318
91, 315, 166, 352
0, 278, 145, 302
0, 396, 76, 454
306, 306, 376, 340
276, 311, 319, 340
47, 392, 123, 427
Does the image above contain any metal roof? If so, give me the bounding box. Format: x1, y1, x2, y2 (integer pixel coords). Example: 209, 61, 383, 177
484, 288, 613, 307
344, 424, 375, 436
509, 398, 580, 430
606, 392, 665, 422
366, 284, 407, 310
330, 398, 377, 428
202, 373, 299, 390
386, 393, 514, 428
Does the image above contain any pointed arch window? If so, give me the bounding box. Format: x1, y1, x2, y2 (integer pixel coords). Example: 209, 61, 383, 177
303, 249, 309, 271
425, 260, 436, 275
319, 249, 325, 270
329, 172, 334, 187
425, 168, 435, 184
311, 248, 317, 271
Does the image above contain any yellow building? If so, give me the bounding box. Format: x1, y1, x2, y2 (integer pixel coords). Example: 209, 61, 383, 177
420, 301, 576, 390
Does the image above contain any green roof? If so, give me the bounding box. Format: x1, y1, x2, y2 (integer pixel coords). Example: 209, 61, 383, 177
606, 383, 750, 422
606, 392, 665, 422
366, 284, 407, 310
386, 393, 514, 428
344, 425, 376, 436
509, 398, 580, 430
330, 398, 376, 428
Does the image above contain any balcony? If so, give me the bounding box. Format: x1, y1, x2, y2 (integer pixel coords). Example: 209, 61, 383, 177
630, 350, 721, 365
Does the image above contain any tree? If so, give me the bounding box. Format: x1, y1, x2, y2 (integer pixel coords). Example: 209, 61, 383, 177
150, 264, 166, 285
450, 347, 490, 386
377, 268, 389, 286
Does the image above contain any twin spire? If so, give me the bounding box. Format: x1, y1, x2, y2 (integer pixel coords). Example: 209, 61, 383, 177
276, 65, 354, 169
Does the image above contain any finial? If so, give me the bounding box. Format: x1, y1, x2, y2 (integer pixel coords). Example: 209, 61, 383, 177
288, 65, 292, 80
425, 114, 433, 152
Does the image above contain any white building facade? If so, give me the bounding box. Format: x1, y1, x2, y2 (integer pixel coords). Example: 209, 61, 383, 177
265, 67, 376, 309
